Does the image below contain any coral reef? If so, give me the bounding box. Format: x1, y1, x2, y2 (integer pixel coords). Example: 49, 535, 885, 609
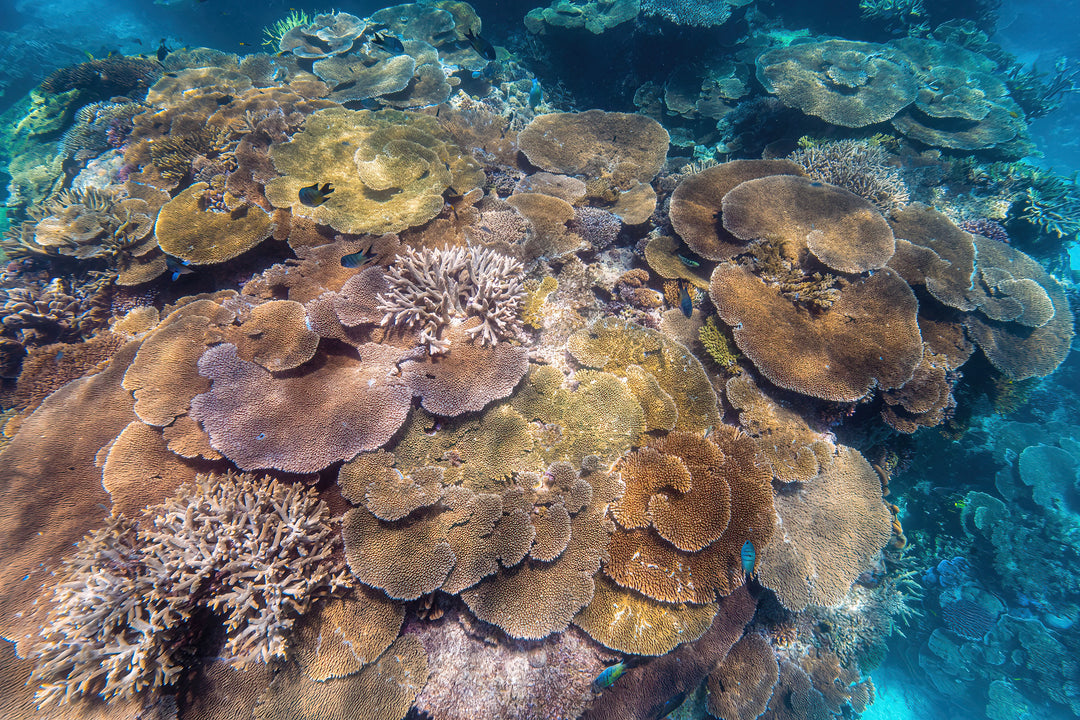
28, 472, 347, 705
377, 244, 525, 353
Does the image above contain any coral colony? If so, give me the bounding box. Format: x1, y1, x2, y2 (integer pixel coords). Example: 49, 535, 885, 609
0, 1, 1078, 720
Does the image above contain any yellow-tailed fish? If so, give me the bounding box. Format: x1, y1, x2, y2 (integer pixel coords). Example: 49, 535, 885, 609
298, 182, 334, 207
593, 660, 627, 689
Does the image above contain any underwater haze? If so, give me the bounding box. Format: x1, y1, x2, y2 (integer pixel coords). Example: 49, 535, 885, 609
0, 0, 1078, 719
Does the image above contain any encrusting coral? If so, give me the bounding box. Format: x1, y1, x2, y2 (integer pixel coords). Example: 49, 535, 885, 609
28, 472, 348, 706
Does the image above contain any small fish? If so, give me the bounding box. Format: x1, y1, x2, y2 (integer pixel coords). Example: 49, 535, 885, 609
165, 255, 194, 281
678, 281, 693, 318
675, 253, 700, 268
156, 39, 171, 62
593, 661, 627, 689
650, 691, 687, 719
465, 28, 496, 61
372, 31, 405, 54
298, 182, 334, 207
741, 539, 756, 574
340, 246, 375, 269
528, 78, 542, 109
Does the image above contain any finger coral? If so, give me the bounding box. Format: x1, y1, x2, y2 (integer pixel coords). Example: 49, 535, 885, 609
28, 472, 348, 705
378, 244, 525, 354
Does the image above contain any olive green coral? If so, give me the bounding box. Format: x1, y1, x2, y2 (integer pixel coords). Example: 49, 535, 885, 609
699, 315, 740, 373
264, 107, 483, 235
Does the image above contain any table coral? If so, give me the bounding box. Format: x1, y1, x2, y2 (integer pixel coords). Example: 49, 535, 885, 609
524, 0, 640, 34
710, 262, 922, 402
757, 446, 893, 610
756, 39, 918, 127
191, 343, 412, 473
265, 107, 481, 236
517, 111, 669, 195
603, 427, 773, 604
155, 182, 276, 265
279, 12, 367, 58
706, 632, 779, 720
669, 159, 804, 261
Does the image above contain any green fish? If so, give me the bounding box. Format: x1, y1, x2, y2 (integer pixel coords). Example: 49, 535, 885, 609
298, 182, 334, 207
593, 661, 627, 689
676, 253, 700, 268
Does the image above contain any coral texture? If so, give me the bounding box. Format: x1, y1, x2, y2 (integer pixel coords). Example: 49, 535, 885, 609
377, 244, 525, 354
29, 472, 347, 705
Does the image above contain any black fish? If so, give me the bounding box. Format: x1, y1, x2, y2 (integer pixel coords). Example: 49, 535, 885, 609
340, 246, 375, 269
648, 691, 687, 720
298, 182, 334, 207
372, 30, 404, 54
165, 254, 194, 281
678, 281, 693, 318
156, 39, 171, 62
465, 28, 496, 61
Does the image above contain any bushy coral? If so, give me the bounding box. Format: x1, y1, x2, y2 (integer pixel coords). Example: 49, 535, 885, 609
788, 139, 909, 215
378, 244, 525, 354
28, 472, 348, 705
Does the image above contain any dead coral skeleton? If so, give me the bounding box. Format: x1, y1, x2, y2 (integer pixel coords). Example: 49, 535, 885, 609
377, 244, 525, 354
28, 472, 348, 706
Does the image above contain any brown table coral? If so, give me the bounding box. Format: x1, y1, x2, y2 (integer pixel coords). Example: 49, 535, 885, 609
603, 427, 774, 605
755, 38, 918, 127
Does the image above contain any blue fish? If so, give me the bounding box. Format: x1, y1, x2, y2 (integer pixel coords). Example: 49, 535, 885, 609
678, 282, 693, 318
298, 182, 334, 207
741, 540, 756, 574
340, 246, 375, 269
593, 661, 627, 689
528, 78, 542, 109
165, 254, 193, 281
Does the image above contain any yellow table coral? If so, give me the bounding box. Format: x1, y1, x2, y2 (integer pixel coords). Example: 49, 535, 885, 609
265, 107, 482, 235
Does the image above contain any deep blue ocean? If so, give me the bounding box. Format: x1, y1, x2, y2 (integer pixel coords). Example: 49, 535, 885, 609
0, 1, 1077, 719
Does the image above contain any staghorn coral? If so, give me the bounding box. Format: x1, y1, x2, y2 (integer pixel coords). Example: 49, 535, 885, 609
28, 472, 348, 705
377, 244, 524, 354
788, 139, 909, 215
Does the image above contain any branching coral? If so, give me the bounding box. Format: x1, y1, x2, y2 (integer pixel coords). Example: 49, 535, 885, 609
377, 244, 524, 354
788, 139, 909, 215
29, 472, 348, 705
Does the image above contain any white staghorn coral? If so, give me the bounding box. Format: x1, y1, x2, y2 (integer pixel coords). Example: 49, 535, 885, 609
377, 245, 525, 354
29, 472, 348, 706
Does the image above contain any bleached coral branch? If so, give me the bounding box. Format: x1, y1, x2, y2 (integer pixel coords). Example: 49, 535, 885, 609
28, 472, 348, 706
377, 245, 525, 354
